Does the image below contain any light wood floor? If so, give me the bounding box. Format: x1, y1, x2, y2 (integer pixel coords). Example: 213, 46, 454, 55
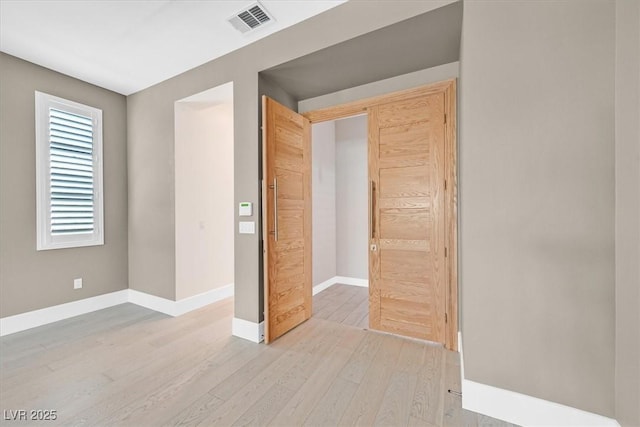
0, 289, 517, 427
313, 283, 369, 329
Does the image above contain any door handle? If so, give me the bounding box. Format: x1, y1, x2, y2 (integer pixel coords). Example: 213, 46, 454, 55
272, 178, 278, 241
369, 181, 375, 239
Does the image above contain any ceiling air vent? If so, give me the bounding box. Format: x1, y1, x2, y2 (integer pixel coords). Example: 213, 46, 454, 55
228, 2, 274, 34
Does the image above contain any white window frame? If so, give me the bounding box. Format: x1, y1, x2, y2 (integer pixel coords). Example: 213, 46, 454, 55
35, 91, 104, 250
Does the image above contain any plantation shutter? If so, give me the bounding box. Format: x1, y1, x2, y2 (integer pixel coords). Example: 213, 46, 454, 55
48, 108, 95, 235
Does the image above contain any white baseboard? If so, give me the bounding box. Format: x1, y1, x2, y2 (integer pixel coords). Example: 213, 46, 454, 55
232, 317, 264, 343
459, 332, 620, 427
313, 277, 338, 295
1, 284, 235, 337
129, 284, 234, 317
174, 284, 234, 316
335, 276, 369, 287
458, 331, 464, 379
128, 289, 178, 316
462, 380, 620, 427
0, 290, 129, 336
313, 276, 368, 296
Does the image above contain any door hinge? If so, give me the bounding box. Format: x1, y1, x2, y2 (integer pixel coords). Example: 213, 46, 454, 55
445, 312, 448, 323
445, 247, 448, 257
444, 179, 447, 190
444, 113, 447, 124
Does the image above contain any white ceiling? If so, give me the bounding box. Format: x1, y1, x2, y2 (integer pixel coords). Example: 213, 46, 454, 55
0, 0, 346, 95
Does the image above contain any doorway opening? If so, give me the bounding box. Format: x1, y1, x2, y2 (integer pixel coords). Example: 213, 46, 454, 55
263, 80, 458, 350
174, 82, 235, 306
311, 115, 369, 329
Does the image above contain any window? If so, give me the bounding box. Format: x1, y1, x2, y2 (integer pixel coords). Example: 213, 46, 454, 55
35, 91, 103, 250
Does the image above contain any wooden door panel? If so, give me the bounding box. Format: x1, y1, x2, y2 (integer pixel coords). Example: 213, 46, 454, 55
272, 277, 305, 296
274, 123, 304, 171
273, 238, 304, 252
379, 278, 431, 303
277, 210, 304, 240
272, 306, 307, 339
379, 210, 429, 240
379, 123, 431, 160
380, 250, 430, 283
378, 197, 429, 210
369, 92, 446, 345
379, 239, 429, 251
277, 199, 304, 211
377, 96, 436, 128
380, 298, 431, 339
273, 285, 305, 313
274, 130, 304, 157
275, 122, 305, 146
263, 96, 312, 343
380, 319, 430, 340
379, 166, 430, 198
276, 171, 304, 199
273, 248, 304, 281
380, 297, 430, 324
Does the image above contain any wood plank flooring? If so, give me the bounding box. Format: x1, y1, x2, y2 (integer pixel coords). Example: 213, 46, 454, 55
0, 289, 517, 426
313, 283, 369, 329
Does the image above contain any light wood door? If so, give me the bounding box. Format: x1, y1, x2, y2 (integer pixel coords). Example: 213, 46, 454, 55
262, 96, 312, 343
369, 93, 447, 343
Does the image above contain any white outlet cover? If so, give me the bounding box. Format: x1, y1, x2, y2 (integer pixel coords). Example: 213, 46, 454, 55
74, 278, 82, 289
239, 221, 255, 234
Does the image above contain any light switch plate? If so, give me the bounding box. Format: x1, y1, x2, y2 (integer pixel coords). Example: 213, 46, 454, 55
239, 221, 255, 234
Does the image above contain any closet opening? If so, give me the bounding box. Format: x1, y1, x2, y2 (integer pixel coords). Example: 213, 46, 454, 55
311, 114, 369, 329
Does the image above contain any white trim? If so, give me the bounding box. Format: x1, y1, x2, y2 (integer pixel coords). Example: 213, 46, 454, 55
458, 331, 464, 380
127, 289, 177, 316
313, 277, 339, 295
459, 332, 620, 427
0, 284, 235, 336
313, 276, 369, 296
128, 284, 235, 317
232, 317, 264, 343
334, 276, 368, 287
461, 380, 620, 427
174, 284, 234, 316
0, 290, 128, 336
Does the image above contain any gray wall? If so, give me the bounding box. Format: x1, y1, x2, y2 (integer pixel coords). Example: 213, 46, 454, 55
127, 1, 455, 322
311, 121, 337, 286
0, 53, 128, 317
460, 0, 615, 417
260, 2, 462, 102
127, 82, 177, 300
259, 74, 297, 112
299, 62, 459, 113
615, 0, 640, 425
335, 115, 368, 280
